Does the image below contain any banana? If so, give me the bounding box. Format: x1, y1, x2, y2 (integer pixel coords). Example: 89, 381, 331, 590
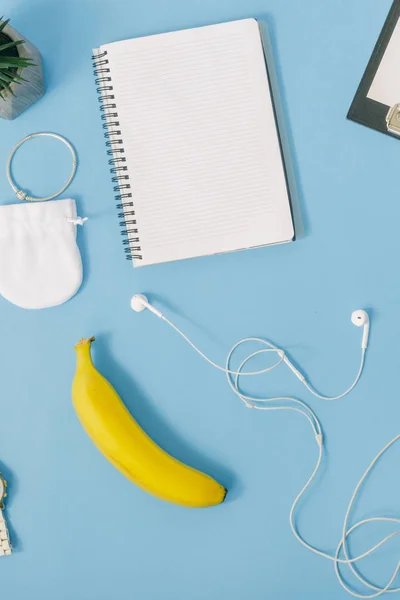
72, 337, 227, 508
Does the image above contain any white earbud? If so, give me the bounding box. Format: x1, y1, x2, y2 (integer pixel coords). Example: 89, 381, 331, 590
351, 309, 370, 349
130, 294, 149, 312
131, 294, 164, 319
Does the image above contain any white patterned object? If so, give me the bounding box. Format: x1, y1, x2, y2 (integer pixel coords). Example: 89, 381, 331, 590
0, 511, 11, 556
0, 475, 11, 556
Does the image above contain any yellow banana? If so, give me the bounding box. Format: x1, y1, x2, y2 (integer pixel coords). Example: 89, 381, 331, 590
72, 337, 227, 508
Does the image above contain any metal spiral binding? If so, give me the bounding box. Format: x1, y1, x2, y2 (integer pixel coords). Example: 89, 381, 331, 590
92, 50, 142, 260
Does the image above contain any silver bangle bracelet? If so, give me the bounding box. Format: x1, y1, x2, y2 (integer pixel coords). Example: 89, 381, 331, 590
6, 132, 78, 202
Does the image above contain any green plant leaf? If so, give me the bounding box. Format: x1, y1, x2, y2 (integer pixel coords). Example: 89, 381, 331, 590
0, 18, 11, 34
0, 57, 33, 67
0, 72, 15, 82
0, 72, 24, 85
0, 17, 33, 98
0, 81, 15, 98
0, 55, 33, 63
0, 65, 33, 73
0, 40, 25, 54
7, 72, 27, 83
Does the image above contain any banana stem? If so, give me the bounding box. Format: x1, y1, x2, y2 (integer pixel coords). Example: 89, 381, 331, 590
75, 336, 95, 347
74, 337, 95, 368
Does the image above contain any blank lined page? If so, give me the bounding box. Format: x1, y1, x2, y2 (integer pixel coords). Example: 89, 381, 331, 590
101, 19, 294, 266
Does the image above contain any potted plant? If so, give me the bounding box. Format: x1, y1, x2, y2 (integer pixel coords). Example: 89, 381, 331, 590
0, 17, 45, 120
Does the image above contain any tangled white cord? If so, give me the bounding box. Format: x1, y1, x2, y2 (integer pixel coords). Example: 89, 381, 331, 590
148, 307, 400, 598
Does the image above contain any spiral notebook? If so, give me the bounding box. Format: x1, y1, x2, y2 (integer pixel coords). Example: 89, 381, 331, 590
93, 19, 295, 267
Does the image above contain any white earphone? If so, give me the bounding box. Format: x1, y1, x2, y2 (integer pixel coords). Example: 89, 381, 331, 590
131, 294, 164, 318
130, 295, 400, 598
351, 308, 370, 349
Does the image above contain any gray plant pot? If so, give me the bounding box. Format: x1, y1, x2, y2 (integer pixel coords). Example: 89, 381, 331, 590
0, 23, 45, 120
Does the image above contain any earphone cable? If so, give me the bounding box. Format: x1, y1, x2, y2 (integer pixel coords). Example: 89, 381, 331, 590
157, 312, 400, 598
161, 314, 366, 402
302, 350, 366, 401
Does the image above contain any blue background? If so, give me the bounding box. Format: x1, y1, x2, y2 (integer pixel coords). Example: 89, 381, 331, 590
0, 0, 399, 598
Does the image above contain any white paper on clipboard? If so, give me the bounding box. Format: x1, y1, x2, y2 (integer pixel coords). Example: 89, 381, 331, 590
368, 20, 400, 106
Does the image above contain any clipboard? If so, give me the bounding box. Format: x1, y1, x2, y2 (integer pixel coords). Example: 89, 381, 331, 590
348, 0, 400, 139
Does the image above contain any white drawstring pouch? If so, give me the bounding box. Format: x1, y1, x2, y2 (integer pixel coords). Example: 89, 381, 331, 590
0, 199, 86, 309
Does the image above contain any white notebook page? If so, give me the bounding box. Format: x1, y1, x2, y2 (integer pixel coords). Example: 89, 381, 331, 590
102, 19, 294, 266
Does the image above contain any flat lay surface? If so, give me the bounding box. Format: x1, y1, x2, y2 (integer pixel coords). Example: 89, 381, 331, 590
0, 0, 399, 599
